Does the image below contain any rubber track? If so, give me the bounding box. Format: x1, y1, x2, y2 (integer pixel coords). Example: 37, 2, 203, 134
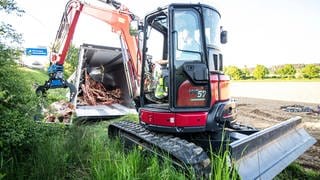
109, 121, 211, 176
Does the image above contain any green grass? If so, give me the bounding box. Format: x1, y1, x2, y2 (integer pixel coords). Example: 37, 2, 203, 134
206, 129, 239, 180
2, 115, 319, 180
19, 67, 69, 103
1, 118, 187, 179
3, 67, 318, 179
210, 150, 238, 180
19, 67, 48, 85
276, 163, 320, 180
0, 114, 239, 180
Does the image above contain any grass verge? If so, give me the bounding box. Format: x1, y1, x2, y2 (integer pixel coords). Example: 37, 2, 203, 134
2, 116, 319, 179
2, 68, 318, 179
1, 117, 186, 179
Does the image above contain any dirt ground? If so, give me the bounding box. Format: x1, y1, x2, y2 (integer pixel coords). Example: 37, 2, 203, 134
234, 97, 320, 171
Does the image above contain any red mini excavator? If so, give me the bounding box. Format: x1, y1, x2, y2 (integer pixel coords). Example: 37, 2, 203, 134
37, 0, 316, 179
107, 2, 316, 179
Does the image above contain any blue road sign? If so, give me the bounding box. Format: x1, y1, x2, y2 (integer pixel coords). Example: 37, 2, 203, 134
25, 48, 48, 56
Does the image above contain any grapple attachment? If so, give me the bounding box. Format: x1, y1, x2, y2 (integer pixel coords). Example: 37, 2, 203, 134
36, 64, 76, 102
230, 116, 316, 179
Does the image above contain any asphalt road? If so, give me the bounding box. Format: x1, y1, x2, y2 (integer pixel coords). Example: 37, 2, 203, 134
230, 82, 320, 104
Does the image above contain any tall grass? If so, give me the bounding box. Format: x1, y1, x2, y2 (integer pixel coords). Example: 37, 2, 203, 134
207, 128, 239, 180
209, 150, 238, 180
81, 123, 185, 180
1, 120, 186, 179
28, 135, 69, 179
2, 117, 317, 179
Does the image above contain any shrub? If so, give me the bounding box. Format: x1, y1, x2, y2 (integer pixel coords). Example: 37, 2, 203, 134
0, 59, 66, 177
224, 66, 244, 80
64, 44, 79, 78
253, 64, 269, 79
301, 64, 320, 79
0, 61, 34, 155
275, 64, 296, 78
241, 67, 251, 79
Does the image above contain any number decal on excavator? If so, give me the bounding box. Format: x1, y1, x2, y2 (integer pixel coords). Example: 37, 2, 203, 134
189, 89, 207, 101
196, 90, 206, 98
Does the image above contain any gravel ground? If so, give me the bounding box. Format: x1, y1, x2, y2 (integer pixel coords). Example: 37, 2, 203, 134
233, 97, 320, 171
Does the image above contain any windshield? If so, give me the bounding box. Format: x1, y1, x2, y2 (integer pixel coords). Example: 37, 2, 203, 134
203, 8, 221, 47
174, 9, 201, 61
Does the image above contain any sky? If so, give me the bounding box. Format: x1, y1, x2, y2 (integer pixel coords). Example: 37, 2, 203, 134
3, 0, 320, 67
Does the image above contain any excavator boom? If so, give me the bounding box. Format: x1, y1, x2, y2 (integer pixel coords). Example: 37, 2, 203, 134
36, 0, 141, 102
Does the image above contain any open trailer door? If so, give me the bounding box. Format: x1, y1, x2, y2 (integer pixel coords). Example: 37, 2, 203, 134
71, 44, 137, 119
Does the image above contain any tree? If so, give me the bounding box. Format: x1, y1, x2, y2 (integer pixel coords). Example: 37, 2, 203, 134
0, 0, 24, 13
0, 0, 24, 47
301, 64, 320, 79
275, 64, 296, 78
253, 64, 269, 79
224, 66, 243, 80
64, 44, 79, 78
241, 66, 251, 79
0, 0, 24, 66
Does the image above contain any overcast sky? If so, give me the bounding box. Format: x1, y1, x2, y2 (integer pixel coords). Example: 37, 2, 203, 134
3, 0, 320, 67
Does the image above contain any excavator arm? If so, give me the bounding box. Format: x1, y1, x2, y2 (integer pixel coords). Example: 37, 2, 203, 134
36, 0, 141, 102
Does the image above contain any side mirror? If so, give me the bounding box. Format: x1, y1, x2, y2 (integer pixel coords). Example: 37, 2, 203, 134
220, 30, 228, 44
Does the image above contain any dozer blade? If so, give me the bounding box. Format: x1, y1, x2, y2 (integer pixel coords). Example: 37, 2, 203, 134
230, 116, 316, 179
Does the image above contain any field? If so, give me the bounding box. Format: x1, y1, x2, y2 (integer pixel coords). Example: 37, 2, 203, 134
234, 97, 320, 171
230, 82, 320, 103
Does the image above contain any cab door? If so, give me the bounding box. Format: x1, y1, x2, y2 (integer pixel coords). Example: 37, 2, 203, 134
169, 6, 210, 110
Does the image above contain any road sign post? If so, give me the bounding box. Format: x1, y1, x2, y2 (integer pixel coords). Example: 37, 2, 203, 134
25, 48, 48, 56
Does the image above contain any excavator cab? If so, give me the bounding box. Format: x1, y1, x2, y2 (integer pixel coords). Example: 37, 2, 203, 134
139, 4, 234, 132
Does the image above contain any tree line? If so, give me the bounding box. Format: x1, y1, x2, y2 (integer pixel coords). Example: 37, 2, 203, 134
224, 64, 320, 80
